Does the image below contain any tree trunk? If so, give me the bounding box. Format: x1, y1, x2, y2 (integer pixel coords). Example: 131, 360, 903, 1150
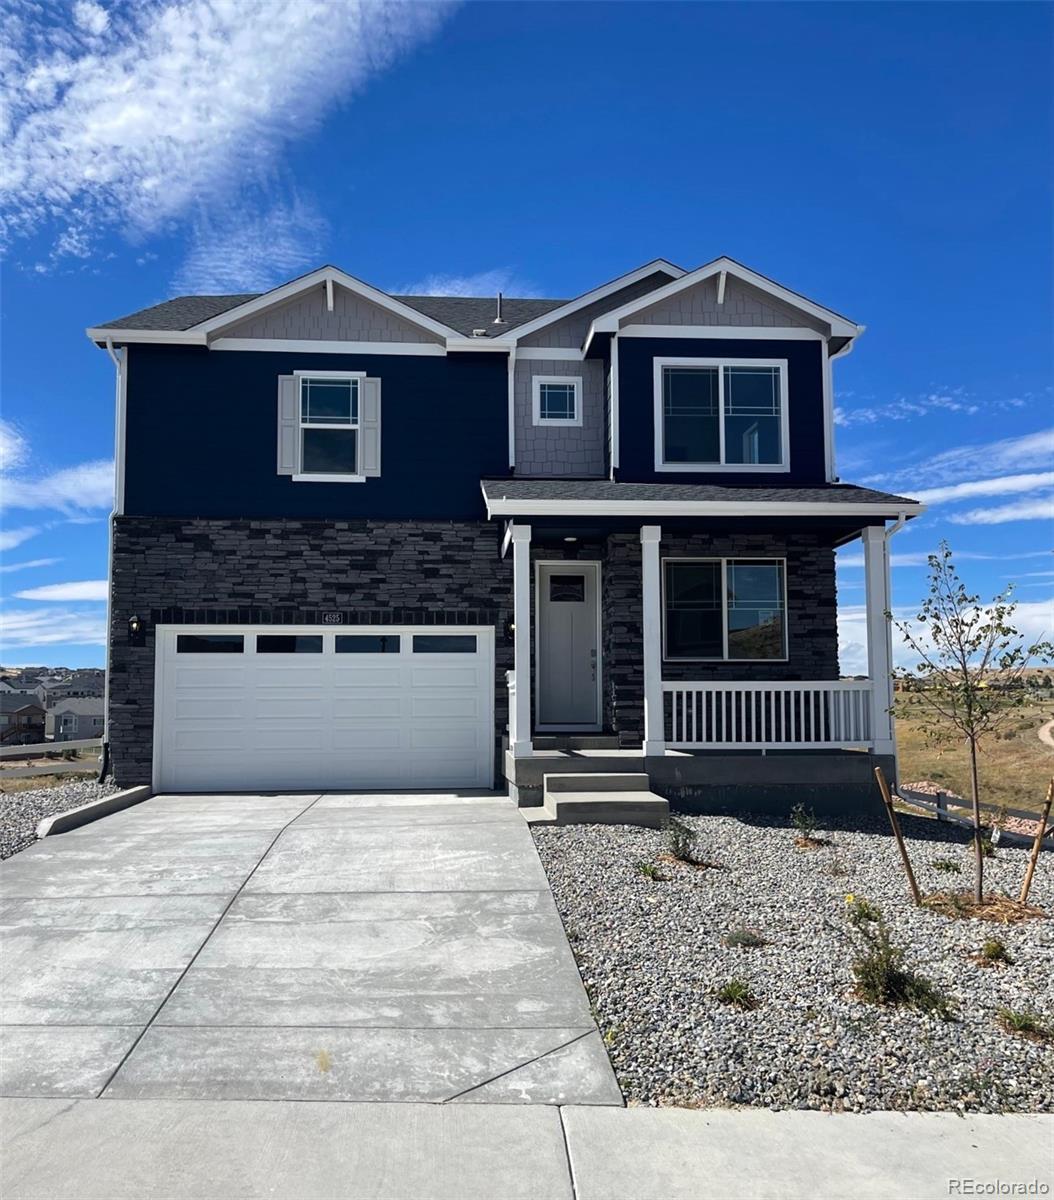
968, 735, 983, 903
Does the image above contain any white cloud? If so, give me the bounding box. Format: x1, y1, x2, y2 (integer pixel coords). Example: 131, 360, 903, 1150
15, 580, 108, 601
837, 548, 1052, 570
401, 269, 540, 298
913, 471, 1054, 506
2, 0, 454, 260
839, 597, 1053, 675
0, 557, 61, 574
949, 493, 1054, 526
0, 606, 107, 648
835, 389, 980, 428
0, 420, 28, 472
0, 526, 41, 552
1, 460, 114, 513
870, 428, 1054, 491
172, 197, 329, 293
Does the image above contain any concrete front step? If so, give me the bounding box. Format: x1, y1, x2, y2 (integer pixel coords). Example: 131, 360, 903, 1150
544, 772, 651, 794
523, 790, 669, 829
531, 735, 623, 751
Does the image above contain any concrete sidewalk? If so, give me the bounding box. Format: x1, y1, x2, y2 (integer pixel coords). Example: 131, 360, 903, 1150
1, 1099, 1049, 1200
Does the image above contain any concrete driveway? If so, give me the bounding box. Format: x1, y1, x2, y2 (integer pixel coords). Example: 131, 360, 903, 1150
0, 791, 620, 1105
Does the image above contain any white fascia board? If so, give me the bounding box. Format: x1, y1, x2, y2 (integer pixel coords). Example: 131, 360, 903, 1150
194, 266, 462, 341
505, 258, 686, 344
446, 337, 512, 353
86, 328, 206, 345
617, 324, 824, 341
211, 338, 445, 356
483, 496, 925, 519
588, 257, 863, 340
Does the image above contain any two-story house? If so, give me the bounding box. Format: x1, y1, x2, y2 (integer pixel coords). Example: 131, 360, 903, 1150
89, 257, 921, 807
45, 698, 106, 743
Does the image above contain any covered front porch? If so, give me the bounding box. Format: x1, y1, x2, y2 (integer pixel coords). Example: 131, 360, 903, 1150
482, 480, 922, 808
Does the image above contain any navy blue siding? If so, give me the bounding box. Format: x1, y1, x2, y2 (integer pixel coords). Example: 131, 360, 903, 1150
616, 338, 827, 485
124, 346, 508, 519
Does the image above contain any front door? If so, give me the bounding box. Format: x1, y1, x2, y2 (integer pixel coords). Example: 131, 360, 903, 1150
536, 561, 601, 730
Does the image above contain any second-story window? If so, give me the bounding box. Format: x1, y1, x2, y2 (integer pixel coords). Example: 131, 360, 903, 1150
300, 375, 360, 475
533, 376, 583, 426
655, 358, 788, 471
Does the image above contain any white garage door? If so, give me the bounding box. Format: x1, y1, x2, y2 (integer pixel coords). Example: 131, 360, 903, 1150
153, 625, 494, 792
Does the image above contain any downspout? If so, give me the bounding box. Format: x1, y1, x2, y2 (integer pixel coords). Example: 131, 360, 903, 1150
98, 338, 124, 782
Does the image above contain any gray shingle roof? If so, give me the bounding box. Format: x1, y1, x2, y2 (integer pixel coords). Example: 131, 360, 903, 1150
0, 694, 43, 714
481, 479, 920, 508
93, 292, 568, 336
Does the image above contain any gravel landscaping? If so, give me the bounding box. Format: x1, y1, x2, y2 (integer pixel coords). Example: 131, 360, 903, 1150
0, 779, 119, 861
533, 809, 1054, 1113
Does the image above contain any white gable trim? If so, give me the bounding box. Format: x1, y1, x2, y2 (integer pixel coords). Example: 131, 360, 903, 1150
506, 258, 685, 344
586, 257, 863, 343
196, 266, 461, 340
482, 493, 923, 520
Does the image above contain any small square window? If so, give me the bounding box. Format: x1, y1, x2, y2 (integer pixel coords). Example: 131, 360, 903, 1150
533, 377, 582, 426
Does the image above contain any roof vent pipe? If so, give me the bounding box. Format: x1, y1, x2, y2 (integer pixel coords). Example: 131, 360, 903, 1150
493, 291, 506, 325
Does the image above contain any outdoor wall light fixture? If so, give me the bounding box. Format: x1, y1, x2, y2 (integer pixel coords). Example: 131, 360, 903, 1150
563, 536, 578, 543
128, 614, 146, 646
504, 617, 516, 643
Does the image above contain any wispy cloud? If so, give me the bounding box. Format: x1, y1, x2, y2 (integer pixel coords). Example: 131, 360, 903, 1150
0, 607, 107, 648
172, 196, 329, 293
839, 597, 1053, 675
14, 580, 108, 602
401, 269, 541, 298
0, 420, 29, 472
2, 461, 113, 514
913, 471, 1054, 505
0, 526, 41, 552
838, 548, 1052, 570
834, 388, 980, 428
949, 494, 1054, 526
0, 558, 62, 575
868, 429, 1054, 491
2, 0, 455, 263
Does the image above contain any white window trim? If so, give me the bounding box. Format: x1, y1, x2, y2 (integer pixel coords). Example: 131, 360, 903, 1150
661, 556, 789, 663
295, 371, 365, 480
653, 357, 790, 474
532, 375, 583, 427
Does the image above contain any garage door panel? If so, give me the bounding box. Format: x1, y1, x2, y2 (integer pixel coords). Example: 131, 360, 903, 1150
156, 626, 492, 792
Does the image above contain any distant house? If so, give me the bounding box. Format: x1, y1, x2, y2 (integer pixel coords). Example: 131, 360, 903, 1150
0, 695, 46, 745
46, 698, 105, 743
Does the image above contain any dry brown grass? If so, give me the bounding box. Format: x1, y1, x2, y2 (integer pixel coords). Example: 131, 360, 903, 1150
923, 891, 1047, 923
0, 771, 93, 795
896, 699, 1054, 816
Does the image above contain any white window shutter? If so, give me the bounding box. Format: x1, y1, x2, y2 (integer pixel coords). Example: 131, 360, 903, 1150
360, 377, 381, 477
277, 376, 298, 475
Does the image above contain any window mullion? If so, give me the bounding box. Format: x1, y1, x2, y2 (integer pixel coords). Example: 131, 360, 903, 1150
721, 558, 730, 661
718, 366, 726, 466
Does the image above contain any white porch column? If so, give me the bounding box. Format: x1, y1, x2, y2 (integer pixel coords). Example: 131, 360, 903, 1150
862, 524, 896, 758
511, 523, 533, 758
641, 525, 664, 757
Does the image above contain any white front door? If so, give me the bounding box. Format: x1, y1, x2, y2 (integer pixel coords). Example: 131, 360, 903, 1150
536, 562, 601, 730
153, 624, 494, 792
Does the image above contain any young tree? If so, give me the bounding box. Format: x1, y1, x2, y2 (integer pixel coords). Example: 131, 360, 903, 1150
894, 543, 1052, 902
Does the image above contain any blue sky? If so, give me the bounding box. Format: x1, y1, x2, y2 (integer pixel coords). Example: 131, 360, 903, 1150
1, 0, 1051, 671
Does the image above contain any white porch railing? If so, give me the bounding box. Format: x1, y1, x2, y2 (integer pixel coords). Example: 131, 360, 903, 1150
663, 680, 874, 750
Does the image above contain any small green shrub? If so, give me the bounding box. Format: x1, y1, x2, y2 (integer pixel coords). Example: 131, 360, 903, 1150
848, 903, 953, 1019
980, 938, 1011, 964
790, 803, 817, 841
996, 1008, 1050, 1040
931, 858, 961, 874
844, 895, 881, 925
665, 815, 698, 864
724, 928, 767, 949
827, 857, 849, 877
635, 861, 665, 881
716, 978, 758, 1010
980, 835, 996, 858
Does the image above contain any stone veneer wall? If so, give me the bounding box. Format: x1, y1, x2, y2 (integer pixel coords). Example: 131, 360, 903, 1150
601, 530, 840, 744
109, 517, 512, 786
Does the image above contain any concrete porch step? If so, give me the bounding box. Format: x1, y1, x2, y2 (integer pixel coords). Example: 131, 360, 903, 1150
531, 735, 623, 751
544, 772, 651, 793
522, 791, 668, 829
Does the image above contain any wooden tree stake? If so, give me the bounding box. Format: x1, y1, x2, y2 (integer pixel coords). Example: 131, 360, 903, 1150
874, 765, 922, 906
1019, 777, 1054, 906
